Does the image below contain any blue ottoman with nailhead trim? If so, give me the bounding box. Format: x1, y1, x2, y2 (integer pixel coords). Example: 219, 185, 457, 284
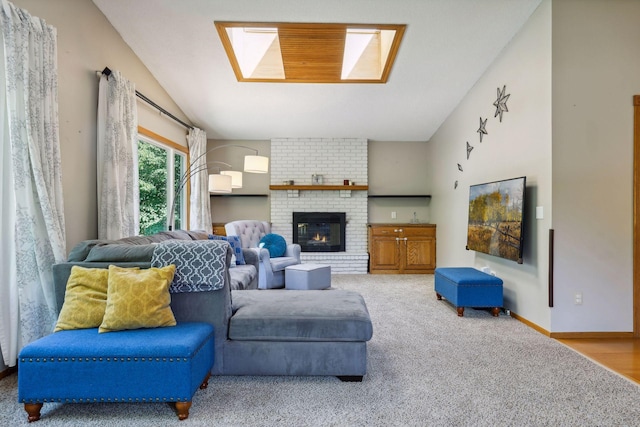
434, 267, 503, 317
18, 322, 214, 422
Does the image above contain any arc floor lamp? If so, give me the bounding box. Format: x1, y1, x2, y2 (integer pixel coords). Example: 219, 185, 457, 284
168, 145, 268, 231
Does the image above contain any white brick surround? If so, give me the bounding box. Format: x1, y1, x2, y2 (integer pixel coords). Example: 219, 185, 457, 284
270, 138, 369, 273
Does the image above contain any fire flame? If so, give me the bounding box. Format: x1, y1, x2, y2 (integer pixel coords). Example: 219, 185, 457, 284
313, 233, 327, 242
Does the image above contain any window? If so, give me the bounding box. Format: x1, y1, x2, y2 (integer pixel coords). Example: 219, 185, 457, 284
137, 127, 188, 235
215, 22, 406, 83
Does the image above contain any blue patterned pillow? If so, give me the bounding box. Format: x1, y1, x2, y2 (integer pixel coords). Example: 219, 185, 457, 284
150, 240, 227, 293
259, 233, 286, 257
208, 234, 245, 265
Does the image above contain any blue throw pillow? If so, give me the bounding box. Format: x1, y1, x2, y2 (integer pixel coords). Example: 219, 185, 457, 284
259, 233, 286, 258
208, 235, 245, 265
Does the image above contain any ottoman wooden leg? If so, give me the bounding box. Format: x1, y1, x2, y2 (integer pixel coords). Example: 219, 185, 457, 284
456, 307, 464, 317
174, 401, 192, 420
24, 403, 42, 422
200, 373, 211, 389
436, 293, 442, 300
491, 307, 500, 317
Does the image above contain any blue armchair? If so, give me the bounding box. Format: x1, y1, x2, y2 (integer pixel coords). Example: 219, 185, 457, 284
225, 220, 301, 289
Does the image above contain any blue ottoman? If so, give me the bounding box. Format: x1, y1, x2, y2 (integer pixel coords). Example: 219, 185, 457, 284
434, 267, 503, 317
18, 322, 214, 422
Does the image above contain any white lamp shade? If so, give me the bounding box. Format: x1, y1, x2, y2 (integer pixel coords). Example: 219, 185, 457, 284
244, 155, 269, 173
220, 170, 243, 188
208, 173, 232, 193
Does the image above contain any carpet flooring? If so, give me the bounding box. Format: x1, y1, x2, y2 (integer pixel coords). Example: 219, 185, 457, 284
2, 274, 640, 426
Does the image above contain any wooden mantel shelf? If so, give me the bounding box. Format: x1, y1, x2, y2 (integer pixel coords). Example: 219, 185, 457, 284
270, 185, 368, 191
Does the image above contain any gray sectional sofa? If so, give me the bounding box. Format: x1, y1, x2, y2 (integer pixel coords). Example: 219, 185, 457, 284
52, 231, 373, 379
52, 230, 258, 291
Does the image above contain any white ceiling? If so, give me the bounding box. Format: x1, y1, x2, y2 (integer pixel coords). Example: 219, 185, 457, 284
92, 0, 541, 142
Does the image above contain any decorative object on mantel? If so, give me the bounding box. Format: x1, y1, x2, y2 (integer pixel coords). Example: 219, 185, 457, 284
312, 174, 323, 185
466, 141, 474, 160
493, 85, 510, 122
282, 180, 294, 185
477, 117, 488, 142
344, 179, 350, 185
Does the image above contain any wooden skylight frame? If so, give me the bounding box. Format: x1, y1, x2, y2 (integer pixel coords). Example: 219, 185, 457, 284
214, 22, 406, 83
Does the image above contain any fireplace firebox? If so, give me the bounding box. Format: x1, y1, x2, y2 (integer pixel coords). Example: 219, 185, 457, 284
293, 212, 346, 252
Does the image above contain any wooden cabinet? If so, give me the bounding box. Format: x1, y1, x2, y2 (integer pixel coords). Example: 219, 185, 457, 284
368, 224, 436, 274
212, 223, 227, 236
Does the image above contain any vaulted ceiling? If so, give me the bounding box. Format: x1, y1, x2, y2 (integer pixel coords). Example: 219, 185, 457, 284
92, 0, 541, 142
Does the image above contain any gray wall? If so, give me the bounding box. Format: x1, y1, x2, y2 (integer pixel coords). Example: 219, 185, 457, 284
428, 1, 552, 329
429, 0, 640, 333
550, 0, 640, 332
207, 139, 271, 223
12, 0, 190, 252
207, 139, 431, 226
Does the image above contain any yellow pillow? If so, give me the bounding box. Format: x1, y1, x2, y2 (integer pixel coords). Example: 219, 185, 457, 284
54, 266, 110, 332
99, 265, 177, 333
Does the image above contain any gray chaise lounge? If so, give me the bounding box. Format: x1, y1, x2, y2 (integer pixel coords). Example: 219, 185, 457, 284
52, 235, 374, 380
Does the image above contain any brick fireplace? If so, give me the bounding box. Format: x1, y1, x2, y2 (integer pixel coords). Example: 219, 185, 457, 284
270, 138, 369, 273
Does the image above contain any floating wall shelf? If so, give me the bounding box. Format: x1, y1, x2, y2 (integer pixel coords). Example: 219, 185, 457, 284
210, 194, 268, 197
269, 185, 368, 191
368, 195, 431, 198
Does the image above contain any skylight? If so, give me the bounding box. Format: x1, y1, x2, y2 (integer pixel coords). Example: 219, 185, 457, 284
215, 22, 406, 83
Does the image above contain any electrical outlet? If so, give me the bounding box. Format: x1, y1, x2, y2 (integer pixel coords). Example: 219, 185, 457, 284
574, 292, 583, 305
391, 211, 396, 219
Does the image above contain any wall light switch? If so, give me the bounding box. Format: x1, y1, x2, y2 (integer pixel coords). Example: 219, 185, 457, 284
391, 211, 397, 219
536, 206, 544, 220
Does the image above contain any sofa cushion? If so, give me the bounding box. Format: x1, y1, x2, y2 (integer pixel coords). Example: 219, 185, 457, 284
229, 289, 373, 342
54, 266, 110, 332
66, 240, 113, 262
85, 243, 157, 262
99, 265, 177, 333
229, 265, 257, 290
259, 233, 286, 257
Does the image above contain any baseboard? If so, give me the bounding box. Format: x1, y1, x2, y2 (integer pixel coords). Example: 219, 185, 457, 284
0, 366, 17, 380
549, 331, 634, 339
509, 311, 634, 339
510, 312, 551, 336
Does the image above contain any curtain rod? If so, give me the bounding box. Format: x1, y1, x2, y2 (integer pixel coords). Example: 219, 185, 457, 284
100, 67, 194, 130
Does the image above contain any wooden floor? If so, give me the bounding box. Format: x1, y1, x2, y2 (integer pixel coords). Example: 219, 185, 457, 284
556, 338, 640, 384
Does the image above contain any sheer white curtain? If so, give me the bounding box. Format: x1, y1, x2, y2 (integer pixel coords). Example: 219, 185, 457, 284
0, 0, 66, 367
97, 70, 139, 240
187, 127, 211, 232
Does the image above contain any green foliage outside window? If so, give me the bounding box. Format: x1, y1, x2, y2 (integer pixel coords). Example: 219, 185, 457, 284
138, 139, 186, 235
138, 140, 168, 235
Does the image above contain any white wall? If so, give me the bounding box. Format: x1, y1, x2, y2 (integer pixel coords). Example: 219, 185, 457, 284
12, 0, 190, 251
427, 1, 552, 329
550, 0, 640, 332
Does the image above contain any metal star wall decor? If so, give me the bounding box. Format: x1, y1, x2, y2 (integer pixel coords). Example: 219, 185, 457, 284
466, 141, 474, 159
493, 85, 510, 122
477, 117, 488, 142
457, 163, 463, 172
454, 180, 458, 189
